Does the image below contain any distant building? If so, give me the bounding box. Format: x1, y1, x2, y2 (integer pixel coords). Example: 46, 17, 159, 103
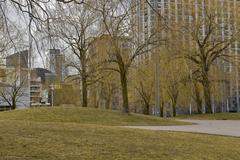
30, 77, 42, 106
6, 50, 30, 86
6, 50, 29, 68
0, 49, 69, 108
32, 68, 53, 84
48, 49, 67, 82
30, 68, 53, 106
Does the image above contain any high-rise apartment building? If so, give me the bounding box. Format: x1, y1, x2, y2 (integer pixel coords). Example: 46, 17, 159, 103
133, 0, 240, 112
134, 0, 240, 43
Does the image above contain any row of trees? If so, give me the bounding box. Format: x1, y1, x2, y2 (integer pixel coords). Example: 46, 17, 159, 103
45, 0, 159, 113
0, 0, 239, 116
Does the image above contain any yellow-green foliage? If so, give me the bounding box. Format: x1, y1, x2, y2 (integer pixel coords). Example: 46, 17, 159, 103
129, 62, 155, 112
54, 84, 81, 106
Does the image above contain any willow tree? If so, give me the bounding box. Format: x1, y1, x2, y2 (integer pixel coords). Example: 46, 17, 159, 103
130, 62, 155, 115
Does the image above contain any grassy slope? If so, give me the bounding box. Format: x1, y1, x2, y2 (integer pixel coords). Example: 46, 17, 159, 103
0, 107, 187, 126
0, 121, 239, 160
0, 107, 239, 160
178, 112, 240, 120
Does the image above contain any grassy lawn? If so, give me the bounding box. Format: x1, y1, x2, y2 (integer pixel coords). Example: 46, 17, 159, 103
0, 121, 239, 160
178, 112, 240, 120
0, 107, 187, 126
0, 107, 239, 159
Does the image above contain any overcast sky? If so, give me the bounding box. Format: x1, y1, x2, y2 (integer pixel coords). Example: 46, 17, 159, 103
3, 2, 50, 68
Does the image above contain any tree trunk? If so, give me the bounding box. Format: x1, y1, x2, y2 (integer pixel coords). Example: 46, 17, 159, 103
172, 101, 177, 117
82, 76, 88, 107
143, 103, 150, 115
105, 94, 111, 110
120, 72, 129, 113
196, 103, 203, 114
160, 101, 164, 117
203, 73, 213, 113
201, 69, 213, 114
12, 99, 16, 110
194, 83, 202, 114
105, 87, 113, 110
203, 80, 212, 114
80, 53, 88, 107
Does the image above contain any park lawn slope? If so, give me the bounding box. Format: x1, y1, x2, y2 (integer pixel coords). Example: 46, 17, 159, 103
0, 107, 188, 126
178, 112, 240, 120
0, 120, 239, 160
0, 107, 239, 159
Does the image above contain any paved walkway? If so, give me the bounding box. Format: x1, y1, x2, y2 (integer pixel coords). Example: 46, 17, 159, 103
124, 120, 240, 137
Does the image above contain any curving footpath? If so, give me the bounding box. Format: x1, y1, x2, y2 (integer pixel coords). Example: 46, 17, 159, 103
124, 120, 240, 137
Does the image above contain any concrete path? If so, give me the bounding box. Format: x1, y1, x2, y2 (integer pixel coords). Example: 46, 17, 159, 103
124, 120, 240, 137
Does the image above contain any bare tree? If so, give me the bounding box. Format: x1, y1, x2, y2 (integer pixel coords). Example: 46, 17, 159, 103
0, 72, 27, 109
184, 11, 238, 114
48, 3, 101, 107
